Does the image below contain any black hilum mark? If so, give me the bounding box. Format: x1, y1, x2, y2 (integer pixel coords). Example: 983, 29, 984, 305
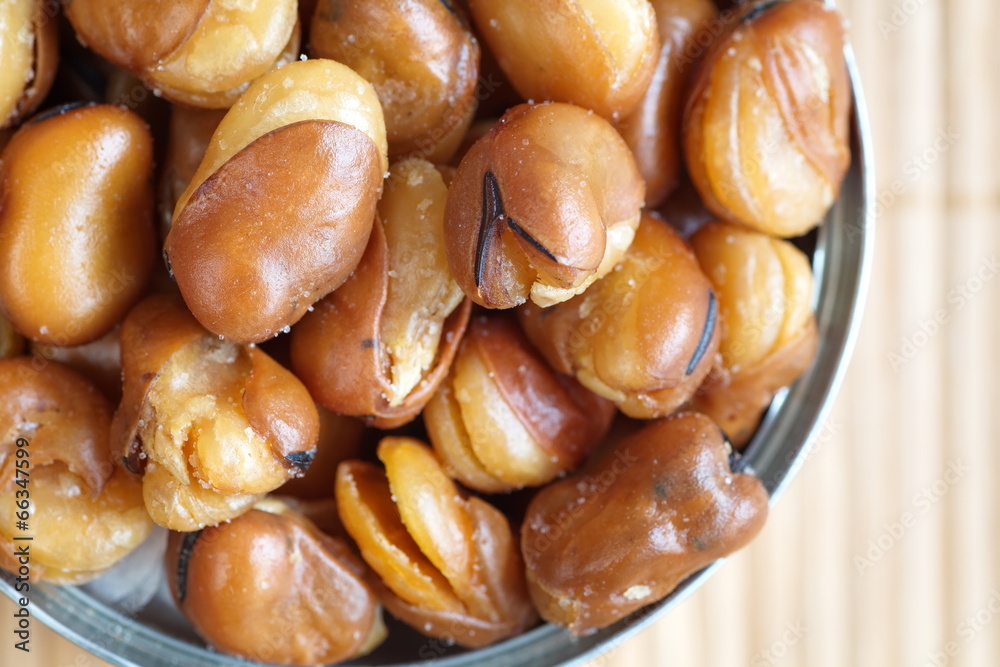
742, 0, 783, 24
475, 170, 557, 288
176, 530, 203, 604
686, 290, 717, 376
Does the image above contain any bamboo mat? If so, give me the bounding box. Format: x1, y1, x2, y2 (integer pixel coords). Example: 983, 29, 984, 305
4, 0, 999, 665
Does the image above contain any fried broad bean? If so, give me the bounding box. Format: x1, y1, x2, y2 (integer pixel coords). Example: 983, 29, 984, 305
112, 294, 320, 531
336, 438, 537, 648
31, 326, 122, 402
167, 500, 385, 666
519, 213, 719, 419
617, 0, 717, 207
468, 0, 659, 121
65, 0, 298, 109
0, 0, 57, 129
310, 0, 480, 161
689, 221, 817, 446
522, 412, 768, 635
166, 59, 388, 343
683, 0, 850, 237
445, 102, 644, 309
158, 105, 226, 239
292, 159, 470, 428
0, 358, 152, 584
425, 316, 614, 493
0, 104, 156, 346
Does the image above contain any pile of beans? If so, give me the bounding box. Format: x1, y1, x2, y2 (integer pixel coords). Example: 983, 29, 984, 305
0, 0, 850, 664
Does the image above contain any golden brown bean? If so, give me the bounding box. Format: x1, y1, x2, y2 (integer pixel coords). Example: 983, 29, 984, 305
166, 59, 388, 343
292, 159, 470, 428
617, 0, 717, 207
425, 315, 615, 493
445, 102, 644, 309
0, 357, 151, 584
522, 412, 769, 635
468, 0, 659, 121
688, 221, 818, 445
0, 104, 156, 346
0, 0, 58, 129
336, 438, 536, 648
310, 0, 480, 161
157, 105, 226, 239
31, 326, 122, 402
155, 21, 304, 110
519, 213, 719, 419
166, 500, 385, 665
112, 294, 320, 531
683, 0, 850, 237
65, 0, 299, 109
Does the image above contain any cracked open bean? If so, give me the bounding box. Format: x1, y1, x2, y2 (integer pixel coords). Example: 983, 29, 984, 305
336, 437, 537, 648
291, 158, 471, 428
112, 294, 320, 531
0, 357, 152, 584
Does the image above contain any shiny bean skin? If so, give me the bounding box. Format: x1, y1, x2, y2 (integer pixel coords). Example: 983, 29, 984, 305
468, 0, 659, 121
0, 104, 156, 346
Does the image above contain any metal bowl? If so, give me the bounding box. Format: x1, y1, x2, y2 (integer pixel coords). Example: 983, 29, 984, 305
1, 34, 873, 667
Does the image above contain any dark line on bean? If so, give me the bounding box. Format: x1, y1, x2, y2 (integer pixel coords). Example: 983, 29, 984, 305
728, 443, 745, 474
360, 338, 378, 349
686, 290, 717, 376
124, 439, 146, 475
176, 530, 203, 605
27, 101, 94, 125
507, 217, 558, 262
475, 170, 505, 288
742, 0, 784, 24
285, 448, 317, 472
163, 250, 174, 281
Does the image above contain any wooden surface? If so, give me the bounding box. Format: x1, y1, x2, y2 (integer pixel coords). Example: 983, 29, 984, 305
4, 0, 999, 665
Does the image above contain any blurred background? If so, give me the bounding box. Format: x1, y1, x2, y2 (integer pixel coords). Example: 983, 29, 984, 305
4, 0, 999, 665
